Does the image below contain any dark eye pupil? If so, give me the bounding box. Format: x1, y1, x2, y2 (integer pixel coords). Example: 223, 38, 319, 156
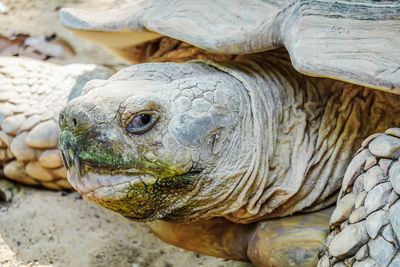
140, 114, 151, 125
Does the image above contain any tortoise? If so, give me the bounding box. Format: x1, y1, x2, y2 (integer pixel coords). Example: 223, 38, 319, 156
1, 0, 399, 266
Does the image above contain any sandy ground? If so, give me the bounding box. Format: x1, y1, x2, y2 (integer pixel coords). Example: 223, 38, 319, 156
0, 0, 126, 66
0, 180, 251, 267
0, 1, 253, 266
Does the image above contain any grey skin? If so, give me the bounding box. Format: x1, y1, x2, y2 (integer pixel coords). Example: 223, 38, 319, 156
59, 51, 400, 265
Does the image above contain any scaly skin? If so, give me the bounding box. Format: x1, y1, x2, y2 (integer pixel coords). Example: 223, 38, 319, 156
0, 57, 113, 189
59, 50, 400, 265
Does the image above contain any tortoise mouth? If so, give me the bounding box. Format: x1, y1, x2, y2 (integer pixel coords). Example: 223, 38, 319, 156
66, 167, 150, 195
61, 148, 197, 195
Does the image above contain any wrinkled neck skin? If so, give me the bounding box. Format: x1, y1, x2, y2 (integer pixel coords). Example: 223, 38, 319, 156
198, 51, 400, 223
192, 52, 336, 223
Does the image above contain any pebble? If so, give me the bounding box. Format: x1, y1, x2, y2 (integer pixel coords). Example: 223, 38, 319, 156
364, 166, 386, 192
364, 156, 377, 171
390, 162, 400, 195
329, 222, 369, 259
330, 193, 355, 226
25, 120, 59, 148
1, 114, 25, 135
0, 131, 13, 146
355, 244, 369, 261
344, 256, 355, 266
0, 148, 12, 161
38, 149, 63, 168
353, 258, 378, 267
353, 173, 365, 194
369, 135, 400, 159
10, 132, 38, 161
41, 182, 62, 191
364, 182, 392, 215
26, 161, 54, 182
368, 236, 395, 266
379, 158, 392, 176
4, 160, 39, 185
362, 133, 383, 148
52, 167, 67, 179
332, 262, 346, 267
355, 191, 367, 209
388, 190, 399, 207
365, 210, 389, 239
389, 254, 400, 267
386, 128, 400, 138
382, 224, 396, 245
389, 200, 400, 243
20, 115, 41, 131
56, 179, 72, 189
349, 207, 367, 224
340, 150, 369, 199
317, 255, 329, 267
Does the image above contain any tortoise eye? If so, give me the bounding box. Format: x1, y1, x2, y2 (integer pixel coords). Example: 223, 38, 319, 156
126, 113, 157, 134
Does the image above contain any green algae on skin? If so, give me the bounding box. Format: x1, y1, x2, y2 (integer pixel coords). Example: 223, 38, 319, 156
61, 127, 188, 178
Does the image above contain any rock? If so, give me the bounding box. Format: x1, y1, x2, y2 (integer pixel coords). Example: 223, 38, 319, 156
332, 262, 346, 267
4, 160, 39, 185
355, 244, 369, 261
328, 222, 369, 259
340, 150, 369, 199
379, 158, 393, 177
25, 161, 54, 182
355, 191, 367, 209
20, 114, 41, 131
0, 137, 6, 148
364, 166, 386, 192
388, 190, 399, 207
52, 167, 67, 179
364, 156, 377, 171
56, 179, 72, 189
344, 256, 355, 267
0, 131, 13, 146
362, 133, 383, 148
382, 225, 396, 245
386, 128, 400, 138
365, 210, 389, 239
1, 114, 25, 135
349, 207, 367, 224
368, 236, 395, 266
25, 120, 59, 148
330, 193, 355, 226
389, 254, 400, 267
0, 148, 13, 161
41, 182, 62, 191
389, 200, 400, 243
38, 149, 62, 168
40, 112, 54, 122
10, 132, 38, 161
353, 173, 365, 194
353, 258, 378, 267
317, 255, 329, 267
364, 182, 392, 215
390, 162, 400, 195
369, 135, 400, 159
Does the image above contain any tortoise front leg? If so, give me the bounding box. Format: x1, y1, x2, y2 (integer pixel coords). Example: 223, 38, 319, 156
147, 208, 332, 266
319, 128, 400, 266
247, 209, 332, 267
147, 217, 254, 261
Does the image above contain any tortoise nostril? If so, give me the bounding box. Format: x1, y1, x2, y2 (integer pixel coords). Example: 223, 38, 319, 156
72, 118, 77, 127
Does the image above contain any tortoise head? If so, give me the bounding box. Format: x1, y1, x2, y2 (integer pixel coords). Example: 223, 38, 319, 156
59, 62, 250, 221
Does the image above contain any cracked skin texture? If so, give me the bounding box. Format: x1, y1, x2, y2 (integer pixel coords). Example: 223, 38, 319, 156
59, 51, 400, 266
